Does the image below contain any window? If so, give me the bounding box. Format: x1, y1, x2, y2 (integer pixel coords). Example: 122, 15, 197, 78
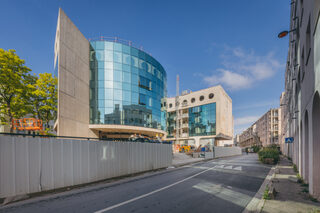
306, 16, 311, 65
199, 96, 204, 101
139, 76, 152, 91
209, 93, 214, 99
191, 98, 195, 103
169, 103, 173, 108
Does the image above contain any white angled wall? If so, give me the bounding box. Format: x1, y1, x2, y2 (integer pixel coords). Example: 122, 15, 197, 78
0, 136, 172, 198
214, 147, 242, 158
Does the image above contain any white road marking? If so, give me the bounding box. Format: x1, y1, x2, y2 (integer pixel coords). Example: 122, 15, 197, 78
94, 165, 216, 213
234, 166, 242, 171
224, 166, 233, 170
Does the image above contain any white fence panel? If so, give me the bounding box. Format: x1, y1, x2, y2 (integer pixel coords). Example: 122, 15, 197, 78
0, 135, 172, 198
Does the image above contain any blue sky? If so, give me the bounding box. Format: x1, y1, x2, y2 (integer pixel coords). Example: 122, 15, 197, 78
0, 0, 290, 135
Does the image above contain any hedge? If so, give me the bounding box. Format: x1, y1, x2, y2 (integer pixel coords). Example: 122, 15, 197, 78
258, 147, 280, 164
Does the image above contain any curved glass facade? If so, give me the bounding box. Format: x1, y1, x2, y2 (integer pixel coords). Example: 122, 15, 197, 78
89, 41, 167, 131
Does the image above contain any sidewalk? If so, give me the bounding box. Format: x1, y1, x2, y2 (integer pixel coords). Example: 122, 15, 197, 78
262, 156, 320, 213
172, 153, 205, 167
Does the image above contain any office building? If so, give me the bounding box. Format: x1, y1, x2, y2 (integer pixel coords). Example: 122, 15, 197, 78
54, 9, 167, 139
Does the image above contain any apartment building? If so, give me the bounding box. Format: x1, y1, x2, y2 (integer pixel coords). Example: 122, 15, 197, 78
162, 85, 233, 147
280, 0, 320, 198
239, 108, 281, 148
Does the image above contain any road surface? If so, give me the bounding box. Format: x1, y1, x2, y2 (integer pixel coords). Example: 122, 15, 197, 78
0, 154, 271, 213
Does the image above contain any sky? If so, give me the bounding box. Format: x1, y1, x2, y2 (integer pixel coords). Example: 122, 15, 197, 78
0, 0, 290, 135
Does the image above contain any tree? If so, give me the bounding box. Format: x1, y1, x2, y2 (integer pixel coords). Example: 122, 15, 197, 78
30, 73, 57, 131
0, 49, 32, 132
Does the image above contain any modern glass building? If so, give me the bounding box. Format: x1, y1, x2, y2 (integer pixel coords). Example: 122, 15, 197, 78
54, 9, 167, 139
188, 103, 216, 137
88, 40, 167, 139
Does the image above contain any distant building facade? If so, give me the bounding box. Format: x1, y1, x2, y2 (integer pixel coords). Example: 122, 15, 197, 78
163, 86, 233, 147
239, 108, 281, 148
281, 0, 320, 198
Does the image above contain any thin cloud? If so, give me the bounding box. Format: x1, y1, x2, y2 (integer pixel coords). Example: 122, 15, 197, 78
203, 47, 284, 91
203, 69, 252, 91
233, 99, 279, 111
234, 115, 260, 126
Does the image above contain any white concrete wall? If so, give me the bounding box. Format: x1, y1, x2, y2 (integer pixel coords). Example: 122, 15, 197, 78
213, 147, 242, 158
0, 135, 172, 199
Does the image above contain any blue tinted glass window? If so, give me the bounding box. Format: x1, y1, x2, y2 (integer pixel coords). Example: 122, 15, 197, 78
96, 50, 104, 61
123, 53, 131, 65
123, 64, 130, 72
105, 69, 113, 81
114, 70, 122, 82
132, 92, 139, 104
123, 72, 131, 83
105, 89, 113, 100
105, 42, 113, 50
105, 81, 113, 88
98, 68, 104, 81
105, 50, 113, 61
114, 82, 122, 89
105, 62, 113, 69
131, 74, 138, 85
114, 89, 122, 100
122, 82, 131, 91
114, 52, 122, 63
122, 45, 130, 54
131, 56, 139, 67
123, 90, 131, 103
96, 41, 104, 50
114, 43, 122, 52
114, 62, 122, 70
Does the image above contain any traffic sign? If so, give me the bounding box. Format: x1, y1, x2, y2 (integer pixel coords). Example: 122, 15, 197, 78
285, 137, 294, 143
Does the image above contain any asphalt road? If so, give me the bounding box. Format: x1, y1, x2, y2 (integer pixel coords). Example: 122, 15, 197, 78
0, 154, 271, 213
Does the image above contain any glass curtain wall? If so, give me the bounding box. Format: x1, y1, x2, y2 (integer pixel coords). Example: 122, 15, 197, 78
89, 41, 167, 131
188, 103, 216, 136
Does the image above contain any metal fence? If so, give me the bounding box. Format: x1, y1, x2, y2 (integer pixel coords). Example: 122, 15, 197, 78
0, 135, 172, 198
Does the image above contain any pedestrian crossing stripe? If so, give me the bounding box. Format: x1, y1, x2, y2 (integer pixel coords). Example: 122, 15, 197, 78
214, 165, 242, 171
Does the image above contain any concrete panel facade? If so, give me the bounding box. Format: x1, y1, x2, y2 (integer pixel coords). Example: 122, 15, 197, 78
54, 9, 93, 137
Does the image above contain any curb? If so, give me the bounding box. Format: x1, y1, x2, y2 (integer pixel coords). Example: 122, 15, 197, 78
242, 163, 277, 213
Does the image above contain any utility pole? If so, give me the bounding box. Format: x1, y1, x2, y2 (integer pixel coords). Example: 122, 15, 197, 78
175, 75, 179, 145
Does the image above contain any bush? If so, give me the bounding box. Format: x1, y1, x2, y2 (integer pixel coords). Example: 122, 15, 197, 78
251, 145, 261, 153
258, 147, 280, 164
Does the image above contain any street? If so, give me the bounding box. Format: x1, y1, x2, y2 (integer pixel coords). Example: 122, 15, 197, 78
0, 154, 271, 213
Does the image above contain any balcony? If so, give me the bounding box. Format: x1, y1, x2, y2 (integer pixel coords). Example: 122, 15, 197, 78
181, 123, 189, 128
181, 133, 189, 138
181, 114, 189, 118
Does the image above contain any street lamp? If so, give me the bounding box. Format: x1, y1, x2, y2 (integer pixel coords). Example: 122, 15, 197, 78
277, 29, 296, 38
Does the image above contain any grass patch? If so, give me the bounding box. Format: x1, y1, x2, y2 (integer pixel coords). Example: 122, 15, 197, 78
293, 164, 298, 173
302, 188, 309, 193
302, 183, 309, 187
309, 195, 319, 203
297, 174, 304, 184
263, 186, 271, 200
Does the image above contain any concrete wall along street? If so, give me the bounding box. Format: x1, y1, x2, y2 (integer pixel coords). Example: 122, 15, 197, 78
214, 147, 242, 158
0, 135, 172, 199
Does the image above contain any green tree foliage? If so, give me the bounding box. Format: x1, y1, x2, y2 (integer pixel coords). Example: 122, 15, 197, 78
29, 73, 57, 131
0, 49, 32, 131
